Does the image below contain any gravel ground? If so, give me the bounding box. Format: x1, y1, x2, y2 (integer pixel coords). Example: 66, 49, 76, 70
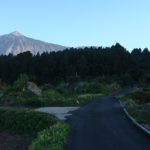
36, 107, 79, 120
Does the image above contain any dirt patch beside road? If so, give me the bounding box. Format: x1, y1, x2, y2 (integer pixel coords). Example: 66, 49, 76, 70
0, 132, 32, 150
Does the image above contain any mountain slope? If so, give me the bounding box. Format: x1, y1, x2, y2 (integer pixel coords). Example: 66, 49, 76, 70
0, 31, 66, 55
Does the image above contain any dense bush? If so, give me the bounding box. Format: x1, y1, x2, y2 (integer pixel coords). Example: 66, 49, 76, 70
0, 86, 17, 105
0, 82, 118, 107
129, 90, 150, 104
119, 88, 150, 127
56, 83, 72, 96
77, 94, 96, 105
128, 105, 150, 125
0, 89, 42, 107
13, 74, 29, 91
0, 77, 120, 107
99, 83, 119, 95
75, 81, 101, 94
0, 108, 57, 136
29, 122, 69, 150
14, 90, 42, 107
42, 89, 65, 106
76, 79, 120, 95
41, 89, 75, 106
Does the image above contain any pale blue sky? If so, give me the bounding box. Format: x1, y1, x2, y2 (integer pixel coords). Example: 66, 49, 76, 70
0, 0, 150, 50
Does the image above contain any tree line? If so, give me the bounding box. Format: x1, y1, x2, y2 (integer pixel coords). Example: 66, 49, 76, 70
0, 43, 150, 85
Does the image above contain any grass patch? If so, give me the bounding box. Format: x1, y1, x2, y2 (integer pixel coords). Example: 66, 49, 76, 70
127, 105, 150, 125
0, 108, 57, 136
128, 89, 150, 104
77, 93, 103, 105
0, 107, 70, 150
0, 88, 103, 107
119, 88, 150, 126
0, 79, 120, 107
29, 122, 70, 150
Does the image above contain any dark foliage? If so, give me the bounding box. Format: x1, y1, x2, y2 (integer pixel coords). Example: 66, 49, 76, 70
0, 43, 150, 84
129, 89, 150, 104
0, 108, 57, 136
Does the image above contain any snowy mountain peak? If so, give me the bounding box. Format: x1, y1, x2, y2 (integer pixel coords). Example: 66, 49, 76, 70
10, 31, 23, 36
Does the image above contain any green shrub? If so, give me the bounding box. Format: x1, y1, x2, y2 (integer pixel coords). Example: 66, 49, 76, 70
0, 86, 17, 105
0, 91, 3, 98
15, 96, 43, 107
129, 90, 150, 104
42, 89, 81, 106
0, 108, 57, 136
15, 91, 43, 107
119, 92, 150, 126
128, 105, 150, 125
42, 89, 66, 106
0, 80, 119, 107
75, 81, 101, 94
41, 84, 54, 91
100, 83, 119, 95
77, 94, 93, 104
94, 76, 115, 84
75, 81, 119, 95
29, 122, 70, 150
13, 74, 29, 91
118, 74, 134, 86
77, 93, 103, 105
56, 83, 72, 96
0, 89, 43, 107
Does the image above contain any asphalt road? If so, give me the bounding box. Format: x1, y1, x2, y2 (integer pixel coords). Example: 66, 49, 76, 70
66, 92, 150, 150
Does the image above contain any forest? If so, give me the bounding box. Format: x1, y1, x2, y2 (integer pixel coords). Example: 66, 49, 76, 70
0, 43, 150, 85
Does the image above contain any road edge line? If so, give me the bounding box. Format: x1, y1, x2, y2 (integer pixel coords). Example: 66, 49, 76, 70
120, 102, 150, 136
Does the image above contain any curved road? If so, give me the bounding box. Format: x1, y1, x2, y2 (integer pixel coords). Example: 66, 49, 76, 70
67, 94, 150, 150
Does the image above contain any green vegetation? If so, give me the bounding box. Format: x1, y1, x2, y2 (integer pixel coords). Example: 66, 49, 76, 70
0, 107, 69, 149
76, 93, 102, 105
128, 105, 150, 126
0, 75, 120, 149
0, 86, 102, 107
13, 74, 29, 91
0, 75, 120, 107
0, 108, 57, 136
128, 89, 150, 104
0, 89, 40, 107
119, 88, 150, 126
29, 122, 70, 150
